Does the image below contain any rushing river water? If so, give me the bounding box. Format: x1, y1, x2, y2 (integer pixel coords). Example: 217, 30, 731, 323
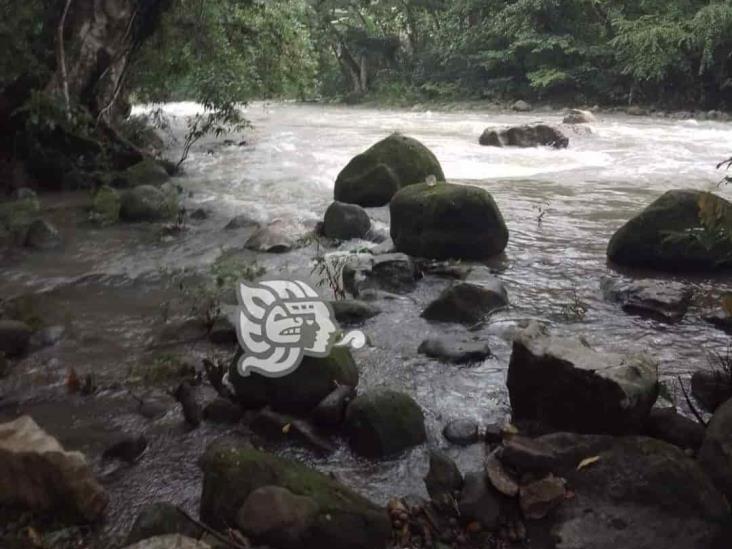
2, 102, 732, 544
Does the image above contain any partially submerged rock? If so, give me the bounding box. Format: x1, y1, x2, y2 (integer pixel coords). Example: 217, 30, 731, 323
329, 299, 380, 324
322, 201, 371, 240
442, 419, 480, 445
479, 125, 569, 149
0, 188, 40, 245
507, 330, 659, 433
422, 281, 509, 325
113, 158, 170, 188
90, 185, 121, 225
607, 190, 732, 271
199, 437, 390, 548
419, 336, 491, 364
245, 221, 297, 253
563, 109, 596, 124
334, 134, 445, 207
390, 182, 509, 260
511, 100, 532, 112
601, 278, 693, 322
424, 450, 463, 506
0, 416, 108, 523
120, 184, 178, 222
344, 390, 426, 458
25, 218, 61, 249
0, 319, 32, 357
343, 253, 420, 296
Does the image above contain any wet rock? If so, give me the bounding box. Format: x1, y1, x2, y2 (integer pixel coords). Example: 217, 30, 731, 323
343, 253, 420, 296
626, 105, 648, 116
225, 213, 259, 230
199, 437, 391, 548
704, 307, 732, 334
519, 474, 566, 520
236, 486, 320, 549
189, 208, 208, 220
0, 320, 32, 357
698, 398, 732, 502
323, 201, 371, 240
419, 337, 491, 364
29, 325, 65, 350
607, 190, 732, 271
549, 436, 731, 549
484, 423, 505, 444
120, 184, 178, 222
114, 158, 170, 188
345, 390, 426, 458
229, 346, 358, 413
691, 370, 732, 413
442, 419, 480, 446
123, 535, 210, 549
563, 109, 596, 124
501, 435, 564, 473
90, 185, 121, 225
334, 133, 445, 207
126, 502, 203, 545
208, 315, 237, 345
480, 125, 569, 149
25, 219, 61, 249
458, 472, 502, 529
390, 183, 509, 260
173, 382, 201, 427
251, 408, 335, 454
601, 278, 692, 322
485, 449, 519, 497
244, 221, 296, 253
203, 397, 243, 424
644, 407, 705, 451
0, 189, 40, 245
103, 434, 148, 463
329, 299, 380, 324
0, 415, 108, 522
424, 450, 463, 506
312, 384, 356, 429
507, 330, 658, 434
512, 100, 532, 112
422, 281, 509, 325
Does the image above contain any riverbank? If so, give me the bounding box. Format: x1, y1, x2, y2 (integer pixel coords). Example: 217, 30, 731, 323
1, 103, 732, 548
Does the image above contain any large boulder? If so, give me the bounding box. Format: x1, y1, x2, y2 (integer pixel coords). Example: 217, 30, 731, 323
563, 109, 596, 124
120, 184, 178, 222
228, 346, 359, 413
607, 190, 732, 271
507, 331, 659, 434
25, 219, 61, 249
390, 183, 509, 260
698, 398, 732, 503
422, 281, 509, 325
323, 201, 371, 240
199, 437, 390, 549
479, 125, 569, 149
113, 158, 170, 188
0, 416, 108, 523
90, 185, 121, 225
517, 434, 732, 549
344, 390, 426, 458
334, 134, 445, 207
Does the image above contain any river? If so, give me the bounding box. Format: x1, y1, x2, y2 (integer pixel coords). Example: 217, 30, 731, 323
1, 102, 731, 544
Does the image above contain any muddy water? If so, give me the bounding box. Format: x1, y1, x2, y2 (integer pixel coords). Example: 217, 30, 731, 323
1, 102, 732, 545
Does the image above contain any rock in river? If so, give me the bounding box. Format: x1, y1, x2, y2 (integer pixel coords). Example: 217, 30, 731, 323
120, 184, 178, 222
0, 319, 32, 357
691, 369, 732, 413
322, 201, 371, 240
390, 182, 509, 260
563, 109, 596, 124
422, 281, 509, 325
334, 133, 445, 207
0, 415, 108, 523
601, 278, 692, 322
507, 330, 658, 434
344, 390, 427, 458
343, 252, 420, 295
607, 189, 732, 271
479, 124, 569, 149
442, 418, 480, 445
698, 398, 732, 503
245, 221, 297, 253
199, 437, 390, 549
418, 336, 491, 364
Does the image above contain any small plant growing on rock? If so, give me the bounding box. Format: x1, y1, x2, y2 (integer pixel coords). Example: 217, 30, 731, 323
560, 287, 588, 321
707, 343, 732, 388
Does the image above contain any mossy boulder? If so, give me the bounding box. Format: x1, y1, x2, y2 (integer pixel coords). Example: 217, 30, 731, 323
479, 124, 568, 148
90, 185, 121, 225
323, 201, 371, 240
112, 158, 170, 188
390, 183, 508, 260
344, 390, 426, 458
229, 346, 359, 413
607, 190, 732, 271
0, 189, 40, 246
199, 437, 390, 549
334, 134, 445, 207
120, 184, 178, 222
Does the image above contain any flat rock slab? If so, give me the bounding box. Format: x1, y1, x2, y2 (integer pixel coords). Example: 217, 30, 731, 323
601, 278, 692, 322
418, 336, 491, 364
507, 330, 658, 434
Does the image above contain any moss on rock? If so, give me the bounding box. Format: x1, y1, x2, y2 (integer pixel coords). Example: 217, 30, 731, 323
120, 184, 178, 222
334, 134, 444, 207
390, 182, 509, 260
90, 185, 121, 225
